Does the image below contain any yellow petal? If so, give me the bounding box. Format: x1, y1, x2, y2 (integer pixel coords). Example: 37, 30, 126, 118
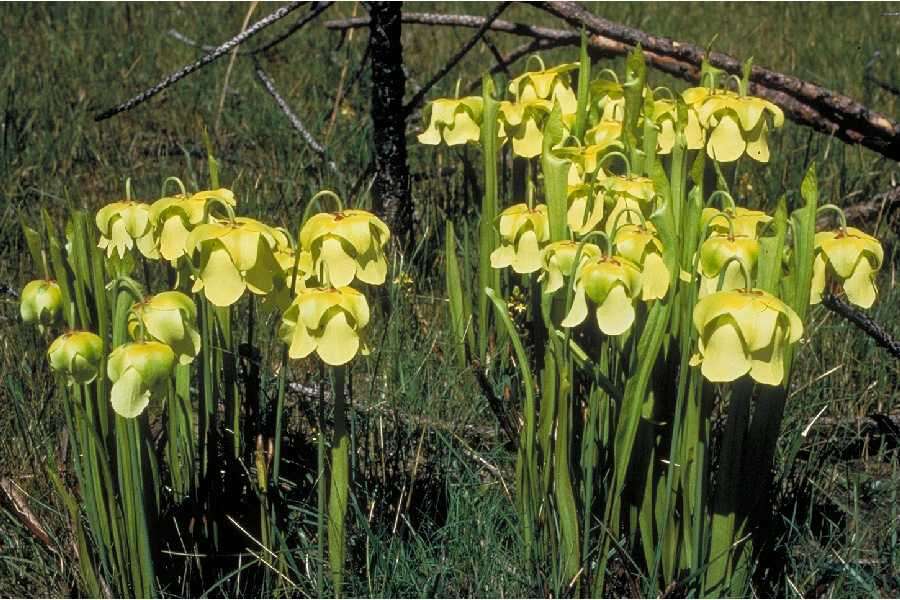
159, 215, 191, 261
749, 322, 786, 386
110, 368, 151, 419
511, 118, 544, 159
288, 321, 317, 359
810, 253, 826, 305
316, 311, 360, 366
417, 123, 442, 145
320, 237, 358, 287
744, 120, 770, 163
561, 286, 589, 327
843, 258, 877, 309
640, 253, 670, 301
700, 317, 751, 382
490, 244, 515, 270
201, 243, 246, 307
511, 229, 542, 274
356, 249, 388, 285
707, 113, 746, 162
443, 110, 481, 145
595, 284, 635, 336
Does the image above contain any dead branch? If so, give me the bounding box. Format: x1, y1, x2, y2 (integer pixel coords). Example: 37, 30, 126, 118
817, 185, 900, 228
1, 477, 53, 549
822, 293, 900, 360
253, 61, 339, 174
253, 1, 333, 56
94, 1, 305, 122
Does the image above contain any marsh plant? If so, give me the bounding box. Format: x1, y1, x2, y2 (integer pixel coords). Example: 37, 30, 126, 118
423, 41, 883, 595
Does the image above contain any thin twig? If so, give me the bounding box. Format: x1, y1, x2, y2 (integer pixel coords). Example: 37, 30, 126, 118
94, 1, 305, 122
252, 1, 334, 55
401, 2, 512, 117
822, 293, 900, 359
252, 61, 340, 175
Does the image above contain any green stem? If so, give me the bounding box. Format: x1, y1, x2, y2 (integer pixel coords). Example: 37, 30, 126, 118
328, 365, 349, 598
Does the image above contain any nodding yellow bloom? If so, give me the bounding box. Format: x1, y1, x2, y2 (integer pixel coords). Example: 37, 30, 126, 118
299, 210, 391, 288
561, 255, 643, 335
108, 341, 176, 418
128, 291, 201, 365
590, 79, 626, 122
701, 206, 772, 239
498, 98, 553, 158
20, 279, 62, 328
684, 87, 784, 163
279, 287, 370, 366
692, 289, 802, 385
698, 233, 760, 296
810, 227, 883, 308
490, 203, 550, 274
585, 120, 623, 147
185, 217, 283, 307
260, 246, 313, 316
150, 189, 236, 262
599, 175, 657, 235
566, 185, 605, 236
96, 201, 158, 259
614, 223, 670, 300
48, 331, 103, 385
417, 97, 483, 146
540, 240, 601, 294
653, 99, 705, 154
508, 62, 579, 115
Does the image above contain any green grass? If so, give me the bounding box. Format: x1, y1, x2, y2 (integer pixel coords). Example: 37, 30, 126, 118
1, 2, 898, 597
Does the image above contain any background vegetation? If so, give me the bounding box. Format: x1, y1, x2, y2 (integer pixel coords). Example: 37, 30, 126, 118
1, 2, 897, 596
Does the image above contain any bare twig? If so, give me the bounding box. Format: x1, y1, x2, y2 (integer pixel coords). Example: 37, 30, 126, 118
253, 62, 339, 174
822, 293, 900, 360
94, 1, 305, 122
401, 2, 512, 116
251, 1, 333, 55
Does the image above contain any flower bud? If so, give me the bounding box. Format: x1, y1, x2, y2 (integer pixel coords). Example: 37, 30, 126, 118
20, 279, 62, 328
108, 341, 176, 418
48, 331, 103, 384
417, 97, 483, 146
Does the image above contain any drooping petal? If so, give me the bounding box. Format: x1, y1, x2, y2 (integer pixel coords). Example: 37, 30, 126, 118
201, 243, 246, 307
700, 317, 751, 382
490, 244, 515, 270
511, 229, 542, 274
443, 110, 481, 145
316, 311, 360, 366
159, 215, 192, 262
749, 322, 786, 386
595, 284, 635, 335
287, 320, 317, 359
706, 112, 746, 162
843, 258, 877, 309
640, 252, 670, 300
511, 118, 544, 159
561, 285, 589, 328
320, 237, 358, 287
110, 368, 151, 419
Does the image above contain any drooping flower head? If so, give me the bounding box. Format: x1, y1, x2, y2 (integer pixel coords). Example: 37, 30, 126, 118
417, 97, 483, 146
299, 209, 390, 288
539, 240, 601, 295
108, 341, 176, 418
692, 288, 802, 385
698, 232, 760, 297
590, 78, 626, 123
701, 206, 772, 239
128, 291, 201, 365
652, 98, 705, 154
561, 254, 643, 335
599, 175, 657, 235
150, 188, 236, 262
279, 287, 370, 366
613, 223, 670, 300
96, 201, 158, 259
566, 184, 605, 236
20, 279, 62, 328
811, 227, 883, 308
490, 203, 550, 274
498, 98, 553, 158
186, 217, 283, 307
48, 331, 103, 385
508, 61, 579, 115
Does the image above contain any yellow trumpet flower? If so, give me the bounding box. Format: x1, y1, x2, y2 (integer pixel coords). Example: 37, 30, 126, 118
128, 291, 201, 365
692, 288, 802, 385
490, 203, 550, 274
701, 206, 772, 239
20, 279, 62, 328
498, 98, 553, 158
540, 240, 601, 294
185, 217, 283, 307
150, 188, 236, 262
653, 99, 705, 154
566, 185, 605, 236
96, 201, 158, 259
417, 97, 483, 146
590, 79, 626, 123
108, 341, 176, 418
698, 233, 760, 297
48, 331, 103, 385
561, 255, 643, 335
279, 287, 370, 366
299, 209, 390, 288
810, 227, 883, 308
599, 175, 657, 235
508, 61, 579, 115
614, 223, 670, 300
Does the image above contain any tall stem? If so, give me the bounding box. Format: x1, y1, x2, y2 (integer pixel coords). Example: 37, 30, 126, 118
328, 365, 349, 597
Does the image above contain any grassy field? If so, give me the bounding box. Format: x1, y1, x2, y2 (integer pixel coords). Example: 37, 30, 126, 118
1, 2, 898, 597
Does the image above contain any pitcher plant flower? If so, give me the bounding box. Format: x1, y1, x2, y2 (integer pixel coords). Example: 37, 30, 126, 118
810, 226, 883, 308
698, 233, 760, 296
507, 60, 579, 115
48, 331, 103, 385
96, 200, 158, 259
490, 203, 550, 274
497, 98, 553, 158
417, 97, 483, 146
279, 287, 371, 366
20, 279, 62, 328
540, 240, 601, 295
561, 254, 643, 335
614, 223, 670, 300
128, 291, 201, 365
692, 288, 802, 385
653, 98, 705, 154
150, 188, 236, 262
108, 341, 176, 418
299, 209, 391, 288
701, 206, 772, 239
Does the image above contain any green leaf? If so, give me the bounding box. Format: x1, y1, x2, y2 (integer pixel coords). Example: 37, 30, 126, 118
445, 221, 469, 370
572, 29, 591, 140
756, 195, 787, 294
541, 103, 571, 242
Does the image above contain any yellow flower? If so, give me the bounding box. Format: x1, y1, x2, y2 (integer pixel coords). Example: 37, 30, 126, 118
599, 175, 657, 235
108, 341, 176, 418
590, 79, 626, 122
810, 227, 883, 308
149, 188, 236, 262
653, 99, 705, 154
508, 62, 579, 115
259, 246, 313, 316
684, 87, 784, 163
20, 279, 62, 328
128, 291, 201, 365
614, 223, 670, 300
490, 203, 550, 274
692, 289, 802, 385
279, 287, 370, 366
561, 255, 643, 335
585, 120, 623, 147
701, 206, 772, 239
299, 210, 391, 288
48, 331, 103, 385
498, 98, 553, 158
698, 233, 760, 297
540, 240, 601, 294
566, 185, 605, 236
96, 201, 158, 259
185, 217, 283, 307
417, 97, 483, 146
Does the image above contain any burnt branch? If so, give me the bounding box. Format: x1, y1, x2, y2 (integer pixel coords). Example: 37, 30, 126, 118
94, 1, 305, 122
822, 294, 900, 360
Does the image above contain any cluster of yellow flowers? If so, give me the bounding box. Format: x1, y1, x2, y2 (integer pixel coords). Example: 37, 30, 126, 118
418, 59, 884, 386
23, 186, 390, 418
